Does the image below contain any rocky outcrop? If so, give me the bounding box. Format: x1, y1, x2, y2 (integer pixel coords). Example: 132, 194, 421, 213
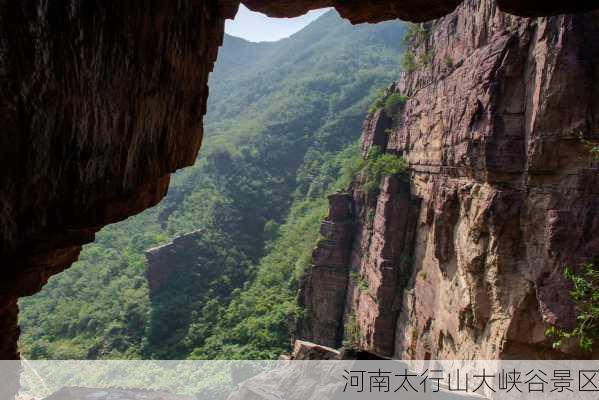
299, 0, 599, 359
298, 194, 355, 348
145, 230, 204, 293
0, 0, 230, 359
44, 387, 193, 400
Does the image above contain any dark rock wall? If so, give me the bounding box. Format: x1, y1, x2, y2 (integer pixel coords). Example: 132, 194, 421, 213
298, 194, 354, 348
0, 0, 229, 359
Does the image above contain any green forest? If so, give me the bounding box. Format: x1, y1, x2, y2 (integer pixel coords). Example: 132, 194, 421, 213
18, 11, 406, 360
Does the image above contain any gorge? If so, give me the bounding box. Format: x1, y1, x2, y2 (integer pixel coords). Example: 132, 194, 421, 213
2, 0, 599, 368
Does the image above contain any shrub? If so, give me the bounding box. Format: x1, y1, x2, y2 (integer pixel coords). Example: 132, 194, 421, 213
343, 313, 361, 348
367, 88, 387, 117
384, 93, 408, 118
403, 23, 429, 47
580, 132, 599, 161
401, 52, 417, 73
350, 271, 369, 293
368, 91, 408, 119
444, 55, 454, 68
367, 209, 376, 224
359, 146, 408, 194
418, 50, 433, 66
546, 261, 599, 352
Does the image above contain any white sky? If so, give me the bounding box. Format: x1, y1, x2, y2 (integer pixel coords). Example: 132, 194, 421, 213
225, 5, 330, 42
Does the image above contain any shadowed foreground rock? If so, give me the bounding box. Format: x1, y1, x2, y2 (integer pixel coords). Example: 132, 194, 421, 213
0, 0, 229, 359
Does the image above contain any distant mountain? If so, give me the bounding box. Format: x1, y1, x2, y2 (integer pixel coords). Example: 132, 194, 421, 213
19, 11, 406, 360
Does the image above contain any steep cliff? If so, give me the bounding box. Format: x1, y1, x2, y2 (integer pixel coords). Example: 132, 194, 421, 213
299, 0, 599, 359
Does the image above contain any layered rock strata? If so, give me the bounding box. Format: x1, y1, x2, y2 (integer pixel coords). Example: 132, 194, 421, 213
299, 0, 599, 359
298, 193, 355, 348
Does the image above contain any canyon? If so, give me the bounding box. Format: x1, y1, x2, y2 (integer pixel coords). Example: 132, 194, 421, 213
1, 0, 598, 366
299, 0, 599, 359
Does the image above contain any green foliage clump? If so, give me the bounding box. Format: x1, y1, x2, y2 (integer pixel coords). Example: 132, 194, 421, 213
401, 52, 417, 73
444, 54, 454, 68
418, 50, 433, 66
359, 146, 408, 194
350, 271, 369, 293
384, 93, 407, 118
368, 90, 408, 119
403, 23, 429, 47
343, 313, 362, 349
367, 89, 387, 117
546, 262, 599, 352
580, 132, 599, 160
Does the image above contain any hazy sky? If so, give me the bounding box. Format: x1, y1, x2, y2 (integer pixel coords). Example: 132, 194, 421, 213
225, 5, 330, 42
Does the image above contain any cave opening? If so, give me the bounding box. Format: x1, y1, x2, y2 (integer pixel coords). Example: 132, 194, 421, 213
1, 0, 598, 371
14, 3, 408, 362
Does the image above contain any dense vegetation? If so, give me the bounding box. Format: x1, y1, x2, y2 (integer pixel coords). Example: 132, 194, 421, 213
546, 261, 599, 352
19, 11, 406, 360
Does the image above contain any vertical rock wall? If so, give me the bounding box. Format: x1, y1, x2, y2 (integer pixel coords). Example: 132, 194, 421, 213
299, 0, 599, 359
299, 194, 355, 348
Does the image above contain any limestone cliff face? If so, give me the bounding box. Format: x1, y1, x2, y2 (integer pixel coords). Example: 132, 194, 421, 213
300, 0, 599, 359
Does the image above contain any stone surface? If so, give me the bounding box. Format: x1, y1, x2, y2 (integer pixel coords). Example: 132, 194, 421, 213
241, 0, 464, 23
299, 0, 599, 359
0, 0, 226, 359
240, 0, 599, 22
298, 194, 355, 348
291, 340, 340, 360
145, 230, 204, 293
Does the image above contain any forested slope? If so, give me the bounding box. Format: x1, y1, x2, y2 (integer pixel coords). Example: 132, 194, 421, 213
19, 11, 405, 360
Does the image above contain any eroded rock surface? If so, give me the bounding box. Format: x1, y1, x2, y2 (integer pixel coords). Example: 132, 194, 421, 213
44, 387, 193, 400
299, 0, 599, 359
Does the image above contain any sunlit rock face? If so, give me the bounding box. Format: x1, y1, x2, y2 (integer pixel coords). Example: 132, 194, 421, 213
299, 0, 599, 359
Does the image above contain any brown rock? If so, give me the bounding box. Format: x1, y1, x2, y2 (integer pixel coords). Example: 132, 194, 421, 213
299, 0, 599, 360
145, 230, 204, 293
0, 0, 225, 360
291, 340, 340, 360
241, 0, 463, 22
298, 194, 355, 348
240, 1, 599, 23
